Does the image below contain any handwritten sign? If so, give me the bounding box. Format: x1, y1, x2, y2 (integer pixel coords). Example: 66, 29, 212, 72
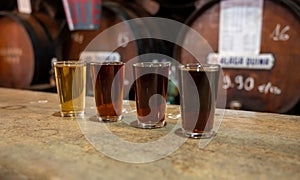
223, 74, 282, 95
62, 0, 102, 31
271, 24, 290, 41
118, 32, 130, 48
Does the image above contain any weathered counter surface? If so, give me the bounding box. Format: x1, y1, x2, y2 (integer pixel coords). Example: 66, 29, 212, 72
0, 87, 299, 180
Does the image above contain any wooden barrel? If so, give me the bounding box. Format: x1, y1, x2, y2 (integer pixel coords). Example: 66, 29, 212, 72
31, 0, 66, 20
0, 12, 61, 89
63, 1, 169, 61
0, 1, 17, 11
131, 0, 197, 22
174, 0, 300, 114
62, 1, 172, 98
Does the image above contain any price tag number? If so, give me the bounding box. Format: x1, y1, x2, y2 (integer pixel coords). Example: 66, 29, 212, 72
223, 75, 282, 95
258, 82, 281, 95
223, 75, 254, 91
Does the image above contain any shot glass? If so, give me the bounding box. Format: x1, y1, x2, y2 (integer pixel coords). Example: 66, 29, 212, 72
179, 63, 220, 138
133, 62, 171, 128
90, 62, 124, 122
53, 60, 86, 117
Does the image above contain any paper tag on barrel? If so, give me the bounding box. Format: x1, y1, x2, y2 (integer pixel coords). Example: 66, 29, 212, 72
62, 0, 102, 31
219, 0, 263, 55
17, 0, 32, 14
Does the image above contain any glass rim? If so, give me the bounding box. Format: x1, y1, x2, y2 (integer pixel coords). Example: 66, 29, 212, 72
89, 61, 124, 66
179, 63, 220, 71
52, 60, 86, 66
133, 62, 171, 68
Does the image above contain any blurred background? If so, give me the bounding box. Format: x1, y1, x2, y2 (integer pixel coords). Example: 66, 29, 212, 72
0, 0, 299, 115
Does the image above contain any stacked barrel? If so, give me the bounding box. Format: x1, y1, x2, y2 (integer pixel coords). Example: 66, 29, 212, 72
0, 0, 65, 90
0, 0, 299, 114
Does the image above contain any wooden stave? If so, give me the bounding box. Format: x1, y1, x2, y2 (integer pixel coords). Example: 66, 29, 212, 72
173, 0, 300, 113
62, 1, 171, 98
0, 11, 60, 89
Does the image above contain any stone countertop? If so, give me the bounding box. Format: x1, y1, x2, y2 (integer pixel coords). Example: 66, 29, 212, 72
0, 87, 299, 180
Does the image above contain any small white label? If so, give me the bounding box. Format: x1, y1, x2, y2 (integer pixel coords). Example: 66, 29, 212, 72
80, 51, 121, 63
219, 0, 263, 54
17, 0, 32, 14
207, 53, 275, 70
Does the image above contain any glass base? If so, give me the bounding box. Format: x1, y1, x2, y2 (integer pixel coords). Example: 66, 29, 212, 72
61, 111, 84, 118
98, 115, 122, 122
137, 120, 166, 129
183, 130, 216, 139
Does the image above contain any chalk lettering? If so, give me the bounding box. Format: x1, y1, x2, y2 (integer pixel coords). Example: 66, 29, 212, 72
71, 32, 84, 44
271, 24, 290, 41
0, 48, 22, 64
118, 32, 129, 48
258, 82, 281, 95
